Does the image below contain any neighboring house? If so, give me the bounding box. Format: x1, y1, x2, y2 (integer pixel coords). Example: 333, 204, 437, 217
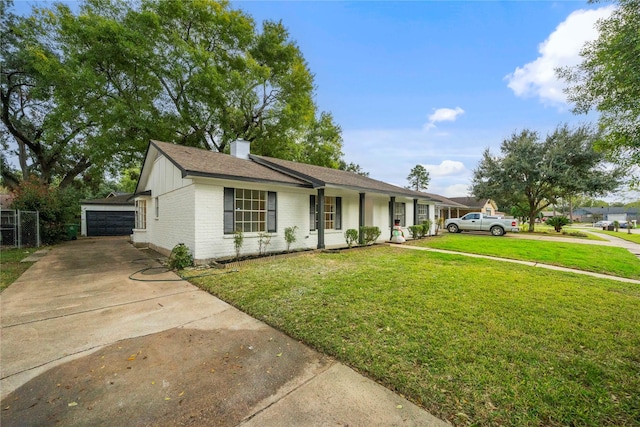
132, 140, 442, 262
447, 197, 499, 217
572, 207, 639, 223
540, 211, 557, 222
420, 193, 467, 221
81, 193, 135, 237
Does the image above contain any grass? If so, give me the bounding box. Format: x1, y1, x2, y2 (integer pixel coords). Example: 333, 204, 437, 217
521, 224, 606, 240
412, 233, 640, 279
0, 247, 36, 292
191, 246, 640, 426
587, 228, 640, 244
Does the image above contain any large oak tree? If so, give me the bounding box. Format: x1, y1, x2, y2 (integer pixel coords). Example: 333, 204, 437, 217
471, 125, 622, 231
1, 0, 351, 189
558, 0, 640, 174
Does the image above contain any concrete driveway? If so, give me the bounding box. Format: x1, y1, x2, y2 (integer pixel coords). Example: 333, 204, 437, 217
1, 237, 447, 426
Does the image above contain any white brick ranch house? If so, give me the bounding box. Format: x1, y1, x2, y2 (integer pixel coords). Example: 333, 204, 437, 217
131, 140, 441, 262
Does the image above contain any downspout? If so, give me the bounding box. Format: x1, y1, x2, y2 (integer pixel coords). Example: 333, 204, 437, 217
359, 193, 365, 245
317, 188, 325, 249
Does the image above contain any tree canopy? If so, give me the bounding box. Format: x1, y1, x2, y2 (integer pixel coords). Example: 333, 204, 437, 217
558, 0, 640, 174
406, 164, 430, 191
1, 0, 356, 190
471, 125, 623, 231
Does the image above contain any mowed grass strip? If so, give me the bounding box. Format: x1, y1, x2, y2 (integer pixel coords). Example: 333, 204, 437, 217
0, 248, 36, 292
412, 233, 640, 279
524, 224, 607, 240
192, 246, 640, 426
588, 228, 640, 244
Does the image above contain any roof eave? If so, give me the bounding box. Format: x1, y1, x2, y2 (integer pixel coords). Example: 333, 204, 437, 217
249, 155, 324, 188
184, 171, 312, 188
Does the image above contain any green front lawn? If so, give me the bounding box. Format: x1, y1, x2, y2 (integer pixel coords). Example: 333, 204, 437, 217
588, 228, 640, 244
523, 224, 606, 240
0, 247, 36, 292
191, 247, 640, 426
413, 233, 640, 279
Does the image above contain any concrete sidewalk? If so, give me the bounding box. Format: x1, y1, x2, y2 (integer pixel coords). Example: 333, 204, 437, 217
581, 229, 640, 260
1, 237, 448, 426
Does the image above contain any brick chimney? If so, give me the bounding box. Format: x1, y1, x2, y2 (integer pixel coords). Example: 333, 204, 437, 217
230, 140, 250, 159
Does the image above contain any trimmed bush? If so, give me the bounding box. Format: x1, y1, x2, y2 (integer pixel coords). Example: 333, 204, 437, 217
408, 225, 422, 239
359, 226, 381, 245
421, 220, 433, 237
344, 229, 359, 248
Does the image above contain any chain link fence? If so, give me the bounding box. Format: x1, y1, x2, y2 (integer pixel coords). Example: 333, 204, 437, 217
0, 209, 40, 248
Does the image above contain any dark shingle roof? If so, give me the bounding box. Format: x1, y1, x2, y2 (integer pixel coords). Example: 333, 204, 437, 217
251, 155, 437, 199
420, 192, 467, 207
448, 197, 490, 208
150, 140, 309, 187
82, 193, 134, 206
144, 140, 442, 200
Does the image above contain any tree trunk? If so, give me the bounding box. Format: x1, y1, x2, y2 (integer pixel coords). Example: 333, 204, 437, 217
528, 213, 536, 232
569, 198, 573, 222
18, 140, 29, 180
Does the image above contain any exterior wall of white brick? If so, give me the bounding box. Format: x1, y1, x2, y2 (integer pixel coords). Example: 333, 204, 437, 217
417, 201, 437, 235
132, 155, 195, 256
365, 193, 392, 241
150, 185, 196, 257
192, 179, 317, 260
133, 152, 439, 261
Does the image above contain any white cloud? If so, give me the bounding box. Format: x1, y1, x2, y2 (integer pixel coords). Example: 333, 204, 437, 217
424, 107, 465, 130
444, 184, 470, 197
423, 160, 467, 177
505, 6, 615, 106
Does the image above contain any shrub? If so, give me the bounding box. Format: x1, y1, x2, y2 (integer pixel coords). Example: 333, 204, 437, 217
284, 226, 298, 252
408, 225, 422, 239
545, 215, 570, 232
359, 226, 381, 245
168, 243, 193, 270
562, 231, 588, 238
258, 232, 272, 255
10, 176, 77, 244
344, 229, 359, 248
233, 230, 244, 259
613, 220, 620, 232
421, 220, 433, 237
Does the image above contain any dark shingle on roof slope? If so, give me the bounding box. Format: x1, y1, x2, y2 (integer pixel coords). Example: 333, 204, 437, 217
251, 155, 435, 199
147, 140, 439, 199
448, 197, 489, 208
151, 140, 309, 186
82, 194, 134, 205
420, 192, 467, 207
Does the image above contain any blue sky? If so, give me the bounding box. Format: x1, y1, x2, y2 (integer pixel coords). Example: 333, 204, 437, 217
231, 1, 621, 198
13, 0, 634, 201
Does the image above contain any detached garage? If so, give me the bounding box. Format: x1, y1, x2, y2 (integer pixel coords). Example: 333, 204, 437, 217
81, 193, 135, 237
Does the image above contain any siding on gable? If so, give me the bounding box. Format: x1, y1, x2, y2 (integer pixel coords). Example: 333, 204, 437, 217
146, 155, 192, 195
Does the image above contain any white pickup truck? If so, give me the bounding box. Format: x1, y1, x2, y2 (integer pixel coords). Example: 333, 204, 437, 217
444, 213, 519, 236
